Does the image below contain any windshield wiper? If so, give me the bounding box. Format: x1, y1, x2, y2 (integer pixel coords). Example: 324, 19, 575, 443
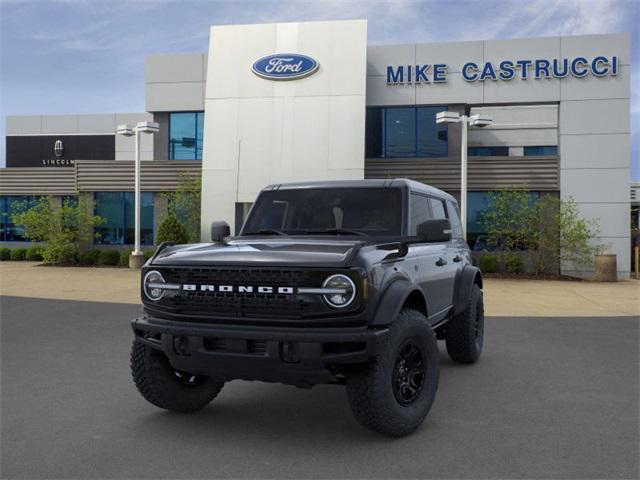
305, 228, 366, 236
243, 229, 287, 236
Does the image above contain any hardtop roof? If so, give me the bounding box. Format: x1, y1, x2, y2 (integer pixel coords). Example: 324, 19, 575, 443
261, 178, 456, 203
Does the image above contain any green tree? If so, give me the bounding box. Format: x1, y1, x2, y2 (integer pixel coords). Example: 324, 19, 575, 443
157, 213, 190, 244
11, 197, 104, 265
480, 188, 537, 252
163, 173, 201, 242
481, 189, 605, 276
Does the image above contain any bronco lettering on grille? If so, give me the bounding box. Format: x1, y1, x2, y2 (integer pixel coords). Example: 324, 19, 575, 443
182, 284, 295, 294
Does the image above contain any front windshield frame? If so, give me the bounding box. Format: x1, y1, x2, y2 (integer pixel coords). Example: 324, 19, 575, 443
240, 187, 407, 238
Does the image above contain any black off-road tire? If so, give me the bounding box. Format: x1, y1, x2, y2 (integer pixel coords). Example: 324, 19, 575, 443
445, 283, 484, 364
345, 309, 439, 437
131, 340, 224, 413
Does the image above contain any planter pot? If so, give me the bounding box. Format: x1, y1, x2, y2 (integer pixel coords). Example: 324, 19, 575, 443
594, 254, 617, 282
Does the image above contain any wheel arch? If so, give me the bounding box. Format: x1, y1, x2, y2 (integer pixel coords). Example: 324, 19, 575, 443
453, 265, 483, 316
370, 278, 428, 327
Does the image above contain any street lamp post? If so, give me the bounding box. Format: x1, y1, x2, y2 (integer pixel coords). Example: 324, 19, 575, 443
436, 111, 492, 240
116, 121, 159, 268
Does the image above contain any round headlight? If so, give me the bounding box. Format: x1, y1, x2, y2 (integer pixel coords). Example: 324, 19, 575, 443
322, 274, 356, 309
143, 270, 165, 301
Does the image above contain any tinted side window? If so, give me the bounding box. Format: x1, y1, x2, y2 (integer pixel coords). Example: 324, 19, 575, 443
429, 198, 447, 219
410, 194, 432, 235
446, 200, 464, 238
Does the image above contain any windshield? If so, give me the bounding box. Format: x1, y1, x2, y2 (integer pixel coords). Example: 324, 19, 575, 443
242, 188, 403, 236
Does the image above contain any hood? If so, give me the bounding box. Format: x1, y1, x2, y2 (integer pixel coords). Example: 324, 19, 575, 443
151, 237, 366, 268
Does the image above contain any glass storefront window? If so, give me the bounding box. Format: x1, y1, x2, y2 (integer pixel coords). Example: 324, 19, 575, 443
169, 112, 204, 160
467, 191, 541, 251
365, 106, 448, 158
468, 146, 509, 156
0, 196, 39, 242
386, 108, 415, 157
416, 107, 448, 157
95, 192, 154, 245
524, 146, 558, 156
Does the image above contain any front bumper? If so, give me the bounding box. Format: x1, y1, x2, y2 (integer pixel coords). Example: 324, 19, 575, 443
131, 316, 388, 386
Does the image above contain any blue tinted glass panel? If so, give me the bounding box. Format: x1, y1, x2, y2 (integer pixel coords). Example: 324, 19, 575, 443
0, 196, 38, 242
365, 108, 383, 158
95, 192, 124, 245
417, 107, 448, 157
196, 112, 205, 160
95, 192, 154, 245
385, 108, 415, 157
124, 192, 154, 245
169, 112, 203, 160
541, 145, 557, 156
524, 146, 558, 156
523, 146, 542, 156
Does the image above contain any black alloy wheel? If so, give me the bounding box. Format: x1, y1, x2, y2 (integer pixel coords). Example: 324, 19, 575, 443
392, 340, 425, 405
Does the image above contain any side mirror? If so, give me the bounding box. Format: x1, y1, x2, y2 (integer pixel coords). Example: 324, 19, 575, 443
417, 219, 452, 243
210, 221, 230, 243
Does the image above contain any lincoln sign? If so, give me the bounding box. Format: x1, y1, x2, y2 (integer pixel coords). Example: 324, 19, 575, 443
386, 55, 620, 84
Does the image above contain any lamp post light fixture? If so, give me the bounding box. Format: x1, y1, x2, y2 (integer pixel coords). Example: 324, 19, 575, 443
436, 111, 492, 240
116, 121, 159, 268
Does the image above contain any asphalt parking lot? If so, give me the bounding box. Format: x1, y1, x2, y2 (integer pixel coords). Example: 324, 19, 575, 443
1, 296, 638, 479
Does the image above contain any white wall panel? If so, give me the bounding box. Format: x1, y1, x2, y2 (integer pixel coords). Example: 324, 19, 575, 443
483, 36, 561, 64
201, 20, 367, 233
560, 134, 629, 169
41, 116, 78, 134
6, 116, 42, 134
146, 53, 205, 83
560, 65, 630, 101
575, 203, 629, 239
415, 40, 483, 73
560, 99, 629, 135
483, 77, 561, 103
366, 44, 415, 77
367, 75, 415, 106
146, 82, 205, 112
560, 168, 629, 203
560, 33, 630, 65
415, 73, 483, 104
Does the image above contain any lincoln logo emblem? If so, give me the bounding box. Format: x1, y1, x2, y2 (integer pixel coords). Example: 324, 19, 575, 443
54, 140, 64, 158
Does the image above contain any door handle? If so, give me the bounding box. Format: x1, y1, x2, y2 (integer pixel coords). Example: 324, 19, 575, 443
453, 255, 462, 263
435, 257, 447, 267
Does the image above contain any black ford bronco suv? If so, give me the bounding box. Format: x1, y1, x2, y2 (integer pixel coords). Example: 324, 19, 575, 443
131, 179, 484, 436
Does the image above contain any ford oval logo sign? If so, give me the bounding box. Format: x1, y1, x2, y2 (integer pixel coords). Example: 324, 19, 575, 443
252, 53, 319, 80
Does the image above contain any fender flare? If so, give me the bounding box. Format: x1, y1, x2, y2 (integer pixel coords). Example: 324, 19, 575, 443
453, 265, 483, 316
370, 278, 426, 327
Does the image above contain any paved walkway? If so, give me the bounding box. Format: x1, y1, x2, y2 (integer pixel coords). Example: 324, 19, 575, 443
0, 261, 638, 317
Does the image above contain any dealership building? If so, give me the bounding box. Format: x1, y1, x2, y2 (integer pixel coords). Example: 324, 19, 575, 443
0, 20, 632, 277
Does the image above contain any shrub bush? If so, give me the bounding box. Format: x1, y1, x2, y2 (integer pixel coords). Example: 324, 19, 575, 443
143, 250, 155, 260
11, 196, 103, 265
98, 250, 121, 266
10, 248, 27, 261
79, 249, 101, 266
43, 244, 78, 265
119, 250, 130, 267
157, 214, 189, 244
479, 254, 499, 273
505, 254, 524, 274
0, 248, 10, 261
25, 246, 44, 261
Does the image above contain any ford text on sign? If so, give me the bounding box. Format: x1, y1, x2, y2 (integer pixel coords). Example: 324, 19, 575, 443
252, 54, 319, 80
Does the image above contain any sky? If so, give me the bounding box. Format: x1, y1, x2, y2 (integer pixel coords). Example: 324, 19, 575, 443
1, 0, 638, 178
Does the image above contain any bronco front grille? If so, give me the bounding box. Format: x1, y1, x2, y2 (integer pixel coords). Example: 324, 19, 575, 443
153, 267, 343, 319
